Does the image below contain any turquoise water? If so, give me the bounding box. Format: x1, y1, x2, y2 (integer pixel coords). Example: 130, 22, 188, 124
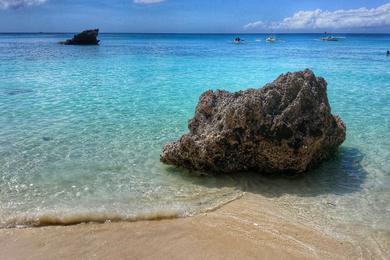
0, 34, 389, 243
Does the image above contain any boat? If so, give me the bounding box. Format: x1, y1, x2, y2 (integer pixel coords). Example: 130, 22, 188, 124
321, 32, 338, 41
321, 36, 338, 41
266, 36, 276, 43
233, 37, 242, 44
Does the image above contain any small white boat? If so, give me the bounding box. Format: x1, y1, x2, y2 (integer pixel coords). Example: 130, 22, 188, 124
266, 36, 276, 43
321, 36, 338, 41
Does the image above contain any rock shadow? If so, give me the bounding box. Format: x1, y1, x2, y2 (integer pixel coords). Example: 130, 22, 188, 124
165, 146, 367, 198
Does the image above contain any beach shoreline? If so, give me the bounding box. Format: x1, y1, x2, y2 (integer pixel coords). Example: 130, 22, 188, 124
1, 193, 384, 260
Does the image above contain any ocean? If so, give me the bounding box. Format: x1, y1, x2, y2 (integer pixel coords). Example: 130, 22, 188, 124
0, 33, 389, 244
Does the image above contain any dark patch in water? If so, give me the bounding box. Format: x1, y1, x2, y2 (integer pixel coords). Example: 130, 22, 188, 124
42, 137, 52, 141
169, 147, 367, 198
3, 88, 33, 96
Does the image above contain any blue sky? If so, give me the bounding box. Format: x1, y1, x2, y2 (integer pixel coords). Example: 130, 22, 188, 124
0, 0, 390, 32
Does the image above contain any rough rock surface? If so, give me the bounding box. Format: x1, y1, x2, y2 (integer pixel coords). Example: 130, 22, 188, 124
161, 69, 346, 174
60, 29, 100, 45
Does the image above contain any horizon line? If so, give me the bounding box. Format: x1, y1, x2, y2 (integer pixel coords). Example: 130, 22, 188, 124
1, 32, 390, 34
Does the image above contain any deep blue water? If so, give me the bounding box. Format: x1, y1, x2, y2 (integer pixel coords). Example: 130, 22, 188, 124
0, 34, 389, 244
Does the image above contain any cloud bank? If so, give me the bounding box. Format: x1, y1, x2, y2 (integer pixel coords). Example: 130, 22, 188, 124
134, 0, 165, 4
245, 3, 390, 31
0, 0, 47, 9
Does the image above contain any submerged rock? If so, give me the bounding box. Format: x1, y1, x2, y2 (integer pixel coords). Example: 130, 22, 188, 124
3, 88, 33, 96
60, 29, 100, 45
161, 69, 346, 174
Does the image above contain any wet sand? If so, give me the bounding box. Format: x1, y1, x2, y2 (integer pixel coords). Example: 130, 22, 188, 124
0, 193, 384, 260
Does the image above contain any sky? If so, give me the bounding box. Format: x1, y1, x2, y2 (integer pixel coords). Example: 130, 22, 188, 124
0, 0, 390, 33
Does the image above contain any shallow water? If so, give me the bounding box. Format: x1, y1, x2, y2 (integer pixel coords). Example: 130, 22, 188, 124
0, 34, 389, 244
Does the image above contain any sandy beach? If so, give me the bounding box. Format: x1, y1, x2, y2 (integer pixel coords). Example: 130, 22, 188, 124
2, 193, 386, 260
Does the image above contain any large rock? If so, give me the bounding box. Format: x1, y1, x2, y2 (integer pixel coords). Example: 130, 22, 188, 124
161, 69, 346, 174
60, 29, 100, 45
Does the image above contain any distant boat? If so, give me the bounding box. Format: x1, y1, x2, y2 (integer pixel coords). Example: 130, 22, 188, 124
233, 37, 242, 44
321, 32, 338, 41
321, 36, 338, 41
266, 35, 276, 43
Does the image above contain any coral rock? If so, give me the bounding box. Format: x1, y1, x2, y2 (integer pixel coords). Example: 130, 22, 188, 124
161, 69, 346, 174
60, 29, 100, 45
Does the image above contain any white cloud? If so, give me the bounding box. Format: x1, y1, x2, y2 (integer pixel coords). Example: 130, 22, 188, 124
244, 3, 390, 31
244, 21, 265, 30
0, 0, 47, 9
134, 0, 165, 4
